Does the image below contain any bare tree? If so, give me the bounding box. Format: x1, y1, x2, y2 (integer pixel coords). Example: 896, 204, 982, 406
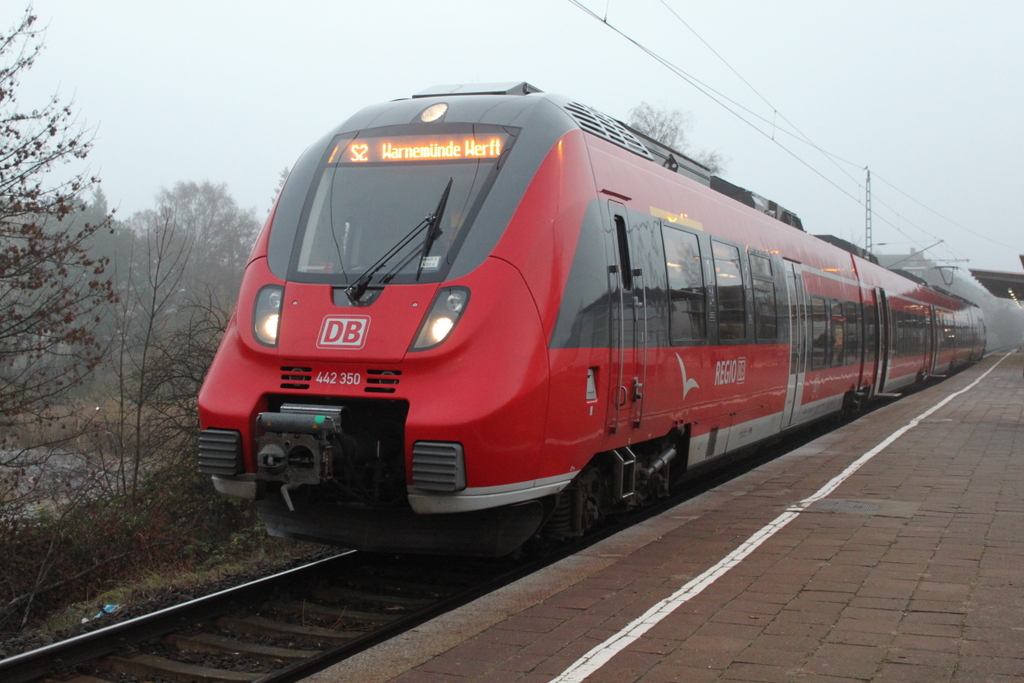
156, 181, 257, 297
627, 102, 692, 150
123, 209, 193, 496
0, 9, 115, 439
692, 149, 726, 176
0, 14, 265, 633
627, 102, 727, 175
101, 181, 258, 499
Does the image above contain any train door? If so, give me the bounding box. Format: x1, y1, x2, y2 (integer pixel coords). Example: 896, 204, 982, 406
781, 260, 806, 428
876, 288, 891, 393
606, 201, 648, 433
928, 306, 939, 374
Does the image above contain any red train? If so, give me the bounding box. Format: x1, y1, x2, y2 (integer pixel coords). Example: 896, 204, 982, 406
197, 83, 985, 555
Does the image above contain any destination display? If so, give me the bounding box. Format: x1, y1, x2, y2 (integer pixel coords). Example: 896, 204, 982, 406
330, 134, 508, 164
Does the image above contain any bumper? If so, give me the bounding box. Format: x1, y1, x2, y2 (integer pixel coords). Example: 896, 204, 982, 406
211, 475, 263, 500
407, 472, 575, 513
256, 493, 548, 556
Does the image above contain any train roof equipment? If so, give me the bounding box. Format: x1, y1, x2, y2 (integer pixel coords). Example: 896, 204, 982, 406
408, 83, 981, 310
410, 83, 806, 234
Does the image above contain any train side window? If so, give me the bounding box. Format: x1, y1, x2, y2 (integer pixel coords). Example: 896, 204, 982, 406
921, 313, 929, 354
909, 312, 916, 355
863, 303, 877, 362
662, 226, 706, 343
712, 241, 746, 341
914, 312, 921, 355
920, 311, 928, 354
909, 311, 919, 355
750, 253, 778, 341
924, 313, 931, 354
923, 311, 933, 354
830, 300, 845, 367
942, 312, 955, 349
912, 313, 919, 354
810, 296, 828, 369
613, 215, 632, 292
894, 310, 905, 356
889, 308, 897, 356
844, 301, 861, 365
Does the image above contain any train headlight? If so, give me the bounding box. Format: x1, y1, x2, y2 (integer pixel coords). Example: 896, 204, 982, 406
420, 102, 448, 122
411, 286, 470, 351
263, 314, 280, 339
430, 316, 455, 342
253, 285, 284, 347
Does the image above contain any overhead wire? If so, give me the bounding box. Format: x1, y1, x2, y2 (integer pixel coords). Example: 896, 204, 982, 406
664, 0, 1005, 260
873, 171, 1024, 252
567, 0, 1024, 257
657, 0, 866, 193
867, 194, 959, 263
568, 1, 797, 140
652, 0, 1021, 257
656, 0, 952, 258
565, 0, 863, 205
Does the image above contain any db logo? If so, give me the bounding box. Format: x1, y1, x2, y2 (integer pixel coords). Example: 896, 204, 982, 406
317, 316, 370, 349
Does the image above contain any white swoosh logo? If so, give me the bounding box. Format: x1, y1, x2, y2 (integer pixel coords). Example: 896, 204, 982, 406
676, 353, 700, 399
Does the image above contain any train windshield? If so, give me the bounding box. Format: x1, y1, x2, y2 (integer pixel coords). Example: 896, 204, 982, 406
289, 124, 514, 285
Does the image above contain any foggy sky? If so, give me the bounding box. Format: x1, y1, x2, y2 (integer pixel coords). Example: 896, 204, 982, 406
13, 0, 1024, 273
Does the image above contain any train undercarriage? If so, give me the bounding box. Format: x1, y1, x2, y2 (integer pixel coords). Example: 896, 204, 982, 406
204, 375, 921, 557
201, 397, 690, 557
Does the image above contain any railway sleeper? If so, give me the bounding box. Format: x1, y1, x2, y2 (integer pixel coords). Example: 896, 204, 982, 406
164, 632, 320, 662
340, 575, 464, 596
263, 599, 400, 625
309, 584, 434, 608
214, 615, 361, 644
97, 653, 260, 682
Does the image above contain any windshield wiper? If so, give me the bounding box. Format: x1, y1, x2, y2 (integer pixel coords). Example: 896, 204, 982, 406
345, 179, 456, 303
416, 177, 453, 281
344, 217, 429, 302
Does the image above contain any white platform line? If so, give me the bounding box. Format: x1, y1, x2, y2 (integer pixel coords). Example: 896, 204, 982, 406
548, 354, 1011, 683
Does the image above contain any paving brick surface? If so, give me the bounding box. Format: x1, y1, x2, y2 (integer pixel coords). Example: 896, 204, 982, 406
309, 353, 1024, 683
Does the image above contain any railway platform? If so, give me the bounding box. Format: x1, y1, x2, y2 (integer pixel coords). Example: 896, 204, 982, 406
309, 351, 1024, 683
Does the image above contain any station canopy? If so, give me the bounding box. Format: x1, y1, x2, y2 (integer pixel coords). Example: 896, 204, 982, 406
969, 256, 1024, 301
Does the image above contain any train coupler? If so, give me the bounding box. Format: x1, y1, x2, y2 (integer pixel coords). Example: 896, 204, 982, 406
254, 404, 346, 507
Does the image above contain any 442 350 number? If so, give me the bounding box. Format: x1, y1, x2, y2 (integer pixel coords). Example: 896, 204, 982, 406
314, 371, 361, 385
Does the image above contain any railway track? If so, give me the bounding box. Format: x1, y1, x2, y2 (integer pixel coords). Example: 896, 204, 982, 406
1, 398, 897, 683
1, 550, 521, 683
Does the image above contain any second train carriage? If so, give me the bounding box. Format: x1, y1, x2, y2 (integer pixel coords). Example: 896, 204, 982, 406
197, 83, 984, 555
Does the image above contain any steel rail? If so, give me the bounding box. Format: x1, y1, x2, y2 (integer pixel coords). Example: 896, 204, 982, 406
0, 551, 357, 683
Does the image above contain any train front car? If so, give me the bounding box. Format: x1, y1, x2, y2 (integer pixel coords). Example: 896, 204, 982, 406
197, 83, 593, 555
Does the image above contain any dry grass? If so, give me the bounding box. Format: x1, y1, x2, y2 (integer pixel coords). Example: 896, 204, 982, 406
35, 534, 321, 635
